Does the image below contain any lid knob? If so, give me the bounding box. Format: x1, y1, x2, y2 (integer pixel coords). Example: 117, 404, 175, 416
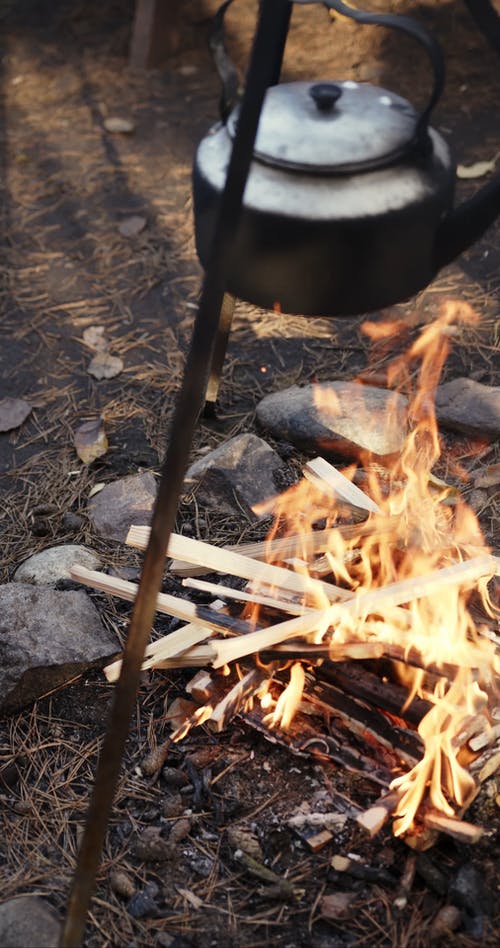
309, 82, 342, 113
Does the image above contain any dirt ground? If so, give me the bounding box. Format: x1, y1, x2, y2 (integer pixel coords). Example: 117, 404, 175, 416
0, 1, 499, 945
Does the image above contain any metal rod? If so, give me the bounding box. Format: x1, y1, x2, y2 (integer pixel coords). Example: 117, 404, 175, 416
59, 2, 293, 945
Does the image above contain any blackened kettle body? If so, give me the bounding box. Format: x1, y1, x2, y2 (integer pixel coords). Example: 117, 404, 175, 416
193, 80, 456, 316
192, 0, 500, 318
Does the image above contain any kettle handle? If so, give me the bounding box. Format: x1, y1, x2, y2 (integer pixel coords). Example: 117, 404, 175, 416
297, 0, 445, 150
209, 0, 240, 121
210, 0, 294, 120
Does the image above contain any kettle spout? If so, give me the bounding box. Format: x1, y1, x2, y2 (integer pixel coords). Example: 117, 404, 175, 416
434, 175, 500, 272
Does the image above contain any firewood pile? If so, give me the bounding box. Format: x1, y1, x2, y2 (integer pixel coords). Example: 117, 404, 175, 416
71, 452, 500, 853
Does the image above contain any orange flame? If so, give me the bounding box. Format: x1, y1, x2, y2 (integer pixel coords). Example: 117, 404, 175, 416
255, 301, 496, 836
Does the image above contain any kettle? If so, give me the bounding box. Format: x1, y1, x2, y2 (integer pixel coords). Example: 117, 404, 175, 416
193, 0, 500, 317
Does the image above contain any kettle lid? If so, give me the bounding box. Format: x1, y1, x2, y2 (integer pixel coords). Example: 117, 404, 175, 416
227, 80, 422, 174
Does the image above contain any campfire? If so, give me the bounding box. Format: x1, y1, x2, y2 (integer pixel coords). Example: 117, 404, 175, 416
72, 303, 499, 851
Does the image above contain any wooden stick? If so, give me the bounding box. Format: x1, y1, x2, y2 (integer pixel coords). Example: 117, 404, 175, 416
357, 792, 400, 836
169, 519, 399, 577
86, 555, 499, 673
70, 564, 254, 638
183, 577, 315, 616
304, 456, 381, 514
331, 554, 500, 620
422, 812, 484, 844
137, 529, 499, 632
126, 527, 350, 603
208, 667, 269, 731
104, 622, 212, 682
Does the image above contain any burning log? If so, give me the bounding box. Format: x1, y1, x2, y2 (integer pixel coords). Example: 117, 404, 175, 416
315, 660, 432, 726
205, 666, 270, 732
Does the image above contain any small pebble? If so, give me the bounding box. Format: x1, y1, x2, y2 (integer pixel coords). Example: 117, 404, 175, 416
162, 766, 190, 789
62, 512, 84, 532
463, 914, 485, 939
162, 793, 185, 819
168, 818, 192, 846
155, 935, 174, 947
135, 827, 172, 863
429, 904, 462, 940
449, 864, 494, 916
127, 882, 160, 919
0, 760, 20, 789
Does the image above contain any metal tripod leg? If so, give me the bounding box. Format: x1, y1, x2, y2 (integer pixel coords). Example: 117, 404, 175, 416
203, 292, 236, 416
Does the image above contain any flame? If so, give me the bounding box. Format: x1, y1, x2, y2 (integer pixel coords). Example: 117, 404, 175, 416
253, 301, 497, 836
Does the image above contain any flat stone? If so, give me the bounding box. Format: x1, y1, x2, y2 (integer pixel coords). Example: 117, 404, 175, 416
88, 472, 157, 542
13, 544, 101, 585
256, 382, 408, 461
0, 584, 118, 714
435, 378, 500, 439
185, 434, 286, 518
0, 896, 60, 947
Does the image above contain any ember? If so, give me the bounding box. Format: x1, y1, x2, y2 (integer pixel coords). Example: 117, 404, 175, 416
74, 302, 500, 848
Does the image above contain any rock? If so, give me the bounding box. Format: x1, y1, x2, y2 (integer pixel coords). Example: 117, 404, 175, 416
118, 215, 147, 238
0, 396, 32, 432
108, 564, 141, 583
320, 891, 356, 919
185, 434, 286, 518
0, 896, 60, 947
104, 116, 135, 134
162, 792, 185, 819
162, 766, 190, 789
256, 382, 408, 461
168, 817, 192, 846
135, 827, 172, 862
435, 378, 500, 439
448, 864, 494, 917
62, 511, 84, 532
88, 472, 157, 542
127, 882, 160, 919
155, 933, 175, 947
13, 545, 101, 585
429, 905, 462, 940
0, 584, 118, 714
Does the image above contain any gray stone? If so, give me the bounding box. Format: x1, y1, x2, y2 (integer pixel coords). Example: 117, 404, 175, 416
62, 511, 84, 532
185, 434, 286, 518
256, 382, 408, 461
435, 378, 500, 439
0, 896, 60, 947
0, 584, 118, 714
88, 472, 157, 542
13, 544, 101, 585
127, 882, 160, 919
429, 905, 462, 940
448, 864, 494, 917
